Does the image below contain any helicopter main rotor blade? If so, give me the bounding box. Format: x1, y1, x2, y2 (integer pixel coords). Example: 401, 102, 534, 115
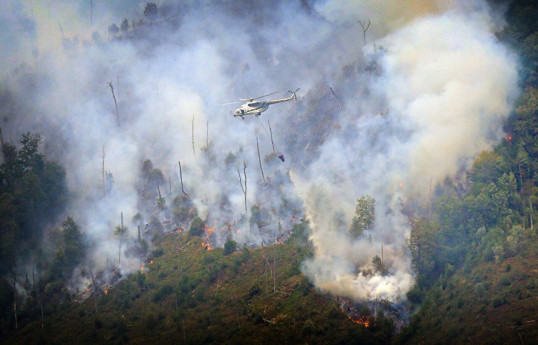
240, 90, 281, 101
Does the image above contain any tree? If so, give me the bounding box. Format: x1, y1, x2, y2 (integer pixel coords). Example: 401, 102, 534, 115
108, 23, 119, 36
468, 151, 508, 191
409, 219, 439, 287
372, 255, 387, 275
114, 223, 128, 264
223, 239, 237, 256
18, 133, 44, 173
189, 217, 205, 237
144, 3, 158, 18
48, 217, 86, 281
120, 18, 129, 33
349, 195, 375, 238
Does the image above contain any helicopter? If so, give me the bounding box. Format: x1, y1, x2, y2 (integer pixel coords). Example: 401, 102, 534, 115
233, 88, 300, 119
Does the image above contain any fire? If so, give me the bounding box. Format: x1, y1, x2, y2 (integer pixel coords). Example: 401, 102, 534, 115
399, 182, 405, 189
141, 266, 145, 271
292, 216, 297, 222
201, 226, 215, 250
349, 315, 371, 327
507, 135, 512, 141
104, 289, 109, 295
150, 260, 154, 265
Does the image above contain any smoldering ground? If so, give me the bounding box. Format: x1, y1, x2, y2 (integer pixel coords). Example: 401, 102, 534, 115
1, 0, 518, 303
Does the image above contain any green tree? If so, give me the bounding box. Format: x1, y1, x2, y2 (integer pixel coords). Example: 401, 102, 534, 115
114, 224, 128, 264
189, 217, 205, 237
409, 219, 439, 287
223, 239, 237, 255
349, 195, 375, 238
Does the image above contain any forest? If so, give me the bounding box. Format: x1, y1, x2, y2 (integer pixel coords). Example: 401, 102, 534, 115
0, 0, 536, 344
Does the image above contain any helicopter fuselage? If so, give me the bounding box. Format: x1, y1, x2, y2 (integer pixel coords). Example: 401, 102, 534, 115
233, 91, 298, 119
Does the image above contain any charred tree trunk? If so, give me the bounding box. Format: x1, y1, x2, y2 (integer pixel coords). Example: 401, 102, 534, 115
11, 272, 17, 329
107, 82, 120, 126
256, 136, 266, 184
358, 19, 371, 45
0, 127, 5, 162
329, 87, 342, 111
178, 161, 190, 199
238, 161, 247, 213
119, 212, 124, 264
268, 120, 276, 154
102, 145, 106, 197
157, 185, 164, 210
530, 198, 534, 232
192, 115, 195, 157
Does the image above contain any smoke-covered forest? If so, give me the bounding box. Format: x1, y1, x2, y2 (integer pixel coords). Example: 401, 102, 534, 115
0, 0, 536, 344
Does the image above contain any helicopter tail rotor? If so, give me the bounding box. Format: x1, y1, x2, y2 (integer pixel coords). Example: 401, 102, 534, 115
288, 88, 300, 100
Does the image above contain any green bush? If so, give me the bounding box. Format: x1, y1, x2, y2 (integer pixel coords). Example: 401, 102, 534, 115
189, 217, 205, 237
223, 239, 237, 255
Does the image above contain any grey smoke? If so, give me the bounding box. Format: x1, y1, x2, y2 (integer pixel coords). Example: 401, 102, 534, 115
1, 0, 518, 302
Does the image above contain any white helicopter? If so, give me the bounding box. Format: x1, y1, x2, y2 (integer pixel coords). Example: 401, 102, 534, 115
233, 88, 300, 119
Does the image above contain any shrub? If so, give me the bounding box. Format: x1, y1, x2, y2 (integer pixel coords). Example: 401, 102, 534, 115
223, 239, 237, 255
189, 217, 205, 237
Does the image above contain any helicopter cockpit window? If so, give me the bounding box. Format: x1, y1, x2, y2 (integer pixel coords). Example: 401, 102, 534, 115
248, 101, 260, 107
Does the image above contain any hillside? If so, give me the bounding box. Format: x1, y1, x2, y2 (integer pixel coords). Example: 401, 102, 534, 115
3, 225, 394, 345
0, 1, 537, 344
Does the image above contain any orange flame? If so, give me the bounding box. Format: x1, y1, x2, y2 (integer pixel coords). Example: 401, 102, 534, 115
201, 226, 215, 250
349, 315, 371, 327
150, 260, 154, 265
399, 182, 405, 189
104, 289, 109, 295
141, 266, 145, 271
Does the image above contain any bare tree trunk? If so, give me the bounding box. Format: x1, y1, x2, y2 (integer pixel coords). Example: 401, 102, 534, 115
138, 225, 141, 242
157, 185, 164, 210
0, 127, 5, 162
256, 136, 266, 184
238, 161, 247, 213
11, 272, 17, 329
192, 115, 195, 157
329, 87, 342, 111
428, 176, 432, 219
530, 198, 534, 232
102, 145, 106, 197
358, 19, 371, 45
119, 212, 124, 264
268, 120, 276, 154
206, 120, 209, 148
178, 161, 190, 199
107, 82, 120, 126
244, 161, 247, 213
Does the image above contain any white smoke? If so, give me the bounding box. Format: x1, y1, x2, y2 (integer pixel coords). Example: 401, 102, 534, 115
1, 0, 518, 302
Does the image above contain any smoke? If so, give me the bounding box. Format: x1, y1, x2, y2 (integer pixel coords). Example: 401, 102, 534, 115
1, 0, 517, 302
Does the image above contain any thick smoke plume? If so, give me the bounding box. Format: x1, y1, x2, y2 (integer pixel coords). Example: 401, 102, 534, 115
1, 0, 517, 302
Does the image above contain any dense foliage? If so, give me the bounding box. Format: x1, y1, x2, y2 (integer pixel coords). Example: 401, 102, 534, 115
2, 225, 396, 345
398, 1, 538, 343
